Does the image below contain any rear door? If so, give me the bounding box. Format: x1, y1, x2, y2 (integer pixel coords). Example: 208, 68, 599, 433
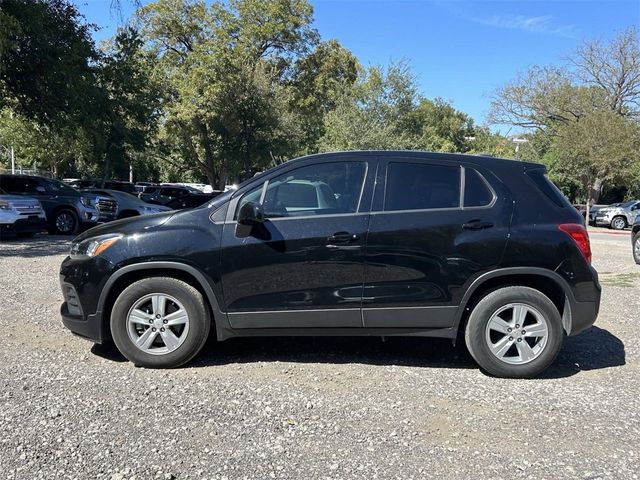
219, 158, 376, 328
362, 156, 512, 328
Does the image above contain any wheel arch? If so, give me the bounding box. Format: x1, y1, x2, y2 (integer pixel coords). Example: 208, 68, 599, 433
97, 262, 227, 342
454, 268, 574, 338
50, 204, 79, 222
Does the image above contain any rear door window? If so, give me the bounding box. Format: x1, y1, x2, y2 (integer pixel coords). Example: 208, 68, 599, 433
464, 168, 494, 207
384, 162, 460, 211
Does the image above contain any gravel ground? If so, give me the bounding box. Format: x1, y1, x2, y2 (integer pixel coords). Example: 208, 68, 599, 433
0, 234, 638, 480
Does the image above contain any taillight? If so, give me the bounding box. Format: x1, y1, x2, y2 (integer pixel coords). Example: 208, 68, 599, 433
558, 223, 592, 263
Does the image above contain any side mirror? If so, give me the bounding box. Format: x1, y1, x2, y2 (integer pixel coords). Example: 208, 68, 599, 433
237, 201, 264, 226
235, 201, 264, 238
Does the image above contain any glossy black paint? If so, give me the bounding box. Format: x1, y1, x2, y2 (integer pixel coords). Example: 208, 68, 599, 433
59, 151, 601, 345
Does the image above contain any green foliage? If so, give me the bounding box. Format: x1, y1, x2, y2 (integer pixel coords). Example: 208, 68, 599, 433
319, 62, 420, 151
0, 0, 98, 127
490, 28, 640, 203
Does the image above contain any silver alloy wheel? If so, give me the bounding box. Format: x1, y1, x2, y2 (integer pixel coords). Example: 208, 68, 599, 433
56, 212, 75, 233
635, 238, 640, 260
126, 293, 190, 355
484, 303, 549, 365
612, 217, 626, 230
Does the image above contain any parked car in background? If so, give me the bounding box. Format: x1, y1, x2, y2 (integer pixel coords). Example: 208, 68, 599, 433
0, 187, 47, 237
0, 174, 100, 234
68, 179, 137, 195
594, 200, 640, 230
83, 189, 172, 218
139, 185, 218, 207
60, 151, 600, 378
587, 204, 607, 226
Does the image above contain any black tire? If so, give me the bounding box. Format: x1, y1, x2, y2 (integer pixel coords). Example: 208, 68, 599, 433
464, 286, 564, 378
611, 215, 627, 230
110, 277, 211, 368
633, 232, 640, 265
51, 208, 79, 235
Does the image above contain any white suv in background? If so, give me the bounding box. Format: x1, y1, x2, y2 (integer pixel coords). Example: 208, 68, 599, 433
0, 188, 47, 238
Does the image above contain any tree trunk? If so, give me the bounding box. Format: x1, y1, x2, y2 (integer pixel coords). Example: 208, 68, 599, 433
195, 120, 221, 189
589, 178, 604, 205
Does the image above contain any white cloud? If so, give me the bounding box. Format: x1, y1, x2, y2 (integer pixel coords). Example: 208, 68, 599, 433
472, 13, 578, 38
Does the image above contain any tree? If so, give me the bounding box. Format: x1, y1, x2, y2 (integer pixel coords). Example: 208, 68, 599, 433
410, 97, 475, 152
138, 0, 320, 188
571, 27, 640, 117
318, 61, 420, 150
94, 27, 163, 182
489, 28, 640, 204
551, 111, 640, 203
289, 39, 358, 152
0, 0, 98, 127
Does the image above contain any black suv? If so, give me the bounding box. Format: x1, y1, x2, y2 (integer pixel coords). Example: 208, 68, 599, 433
139, 185, 217, 207
59, 151, 600, 378
0, 174, 104, 234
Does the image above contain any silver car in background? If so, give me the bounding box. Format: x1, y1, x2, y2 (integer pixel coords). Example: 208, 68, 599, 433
82, 188, 172, 219
594, 200, 640, 230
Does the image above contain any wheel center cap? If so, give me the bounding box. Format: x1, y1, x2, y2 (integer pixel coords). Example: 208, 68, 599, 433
154, 318, 164, 329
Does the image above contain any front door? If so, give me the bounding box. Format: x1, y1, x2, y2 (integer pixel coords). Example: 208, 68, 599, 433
362, 156, 512, 328
220, 159, 376, 328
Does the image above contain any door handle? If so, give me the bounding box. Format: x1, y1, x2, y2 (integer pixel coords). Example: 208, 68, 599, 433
462, 220, 494, 230
327, 232, 360, 244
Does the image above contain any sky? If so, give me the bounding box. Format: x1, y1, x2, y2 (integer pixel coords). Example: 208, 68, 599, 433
73, 0, 640, 130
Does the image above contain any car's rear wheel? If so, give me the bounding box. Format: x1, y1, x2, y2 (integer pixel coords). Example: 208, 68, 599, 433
633, 233, 640, 265
464, 286, 564, 378
51, 208, 79, 235
611, 216, 627, 230
110, 277, 211, 368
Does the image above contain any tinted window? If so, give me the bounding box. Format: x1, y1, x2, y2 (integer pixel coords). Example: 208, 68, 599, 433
41, 178, 77, 194
0, 176, 39, 194
464, 168, 494, 207
237, 162, 367, 219
526, 169, 570, 208
384, 163, 460, 211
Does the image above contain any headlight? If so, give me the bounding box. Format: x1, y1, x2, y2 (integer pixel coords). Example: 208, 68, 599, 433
70, 233, 122, 258
80, 196, 93, 208
0, 200, 14, 211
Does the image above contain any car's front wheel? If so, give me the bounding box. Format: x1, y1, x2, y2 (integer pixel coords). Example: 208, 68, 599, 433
51, 208, 79, 235
611, 216, 627, 230
110, 277, 211, 368
464, 286, 564, 378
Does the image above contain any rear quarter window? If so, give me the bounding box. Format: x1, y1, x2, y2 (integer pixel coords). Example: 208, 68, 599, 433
525, 169, 571, 208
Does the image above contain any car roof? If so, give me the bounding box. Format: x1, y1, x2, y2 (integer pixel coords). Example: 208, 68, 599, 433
289, 150, 544, 169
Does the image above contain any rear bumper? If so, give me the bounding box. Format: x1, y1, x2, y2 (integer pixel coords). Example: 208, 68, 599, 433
568, 299, 600, 335
566, 267, 601, 336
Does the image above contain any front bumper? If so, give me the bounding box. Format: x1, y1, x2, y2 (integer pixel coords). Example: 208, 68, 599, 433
594, 214, 613, 226
0, 216, 47, 235
61, 299, 106, 343
59, 255, 115, 344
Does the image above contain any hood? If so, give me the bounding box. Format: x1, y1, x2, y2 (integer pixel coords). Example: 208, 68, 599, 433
73, 210, 176, 242
0, 194, 40, 205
